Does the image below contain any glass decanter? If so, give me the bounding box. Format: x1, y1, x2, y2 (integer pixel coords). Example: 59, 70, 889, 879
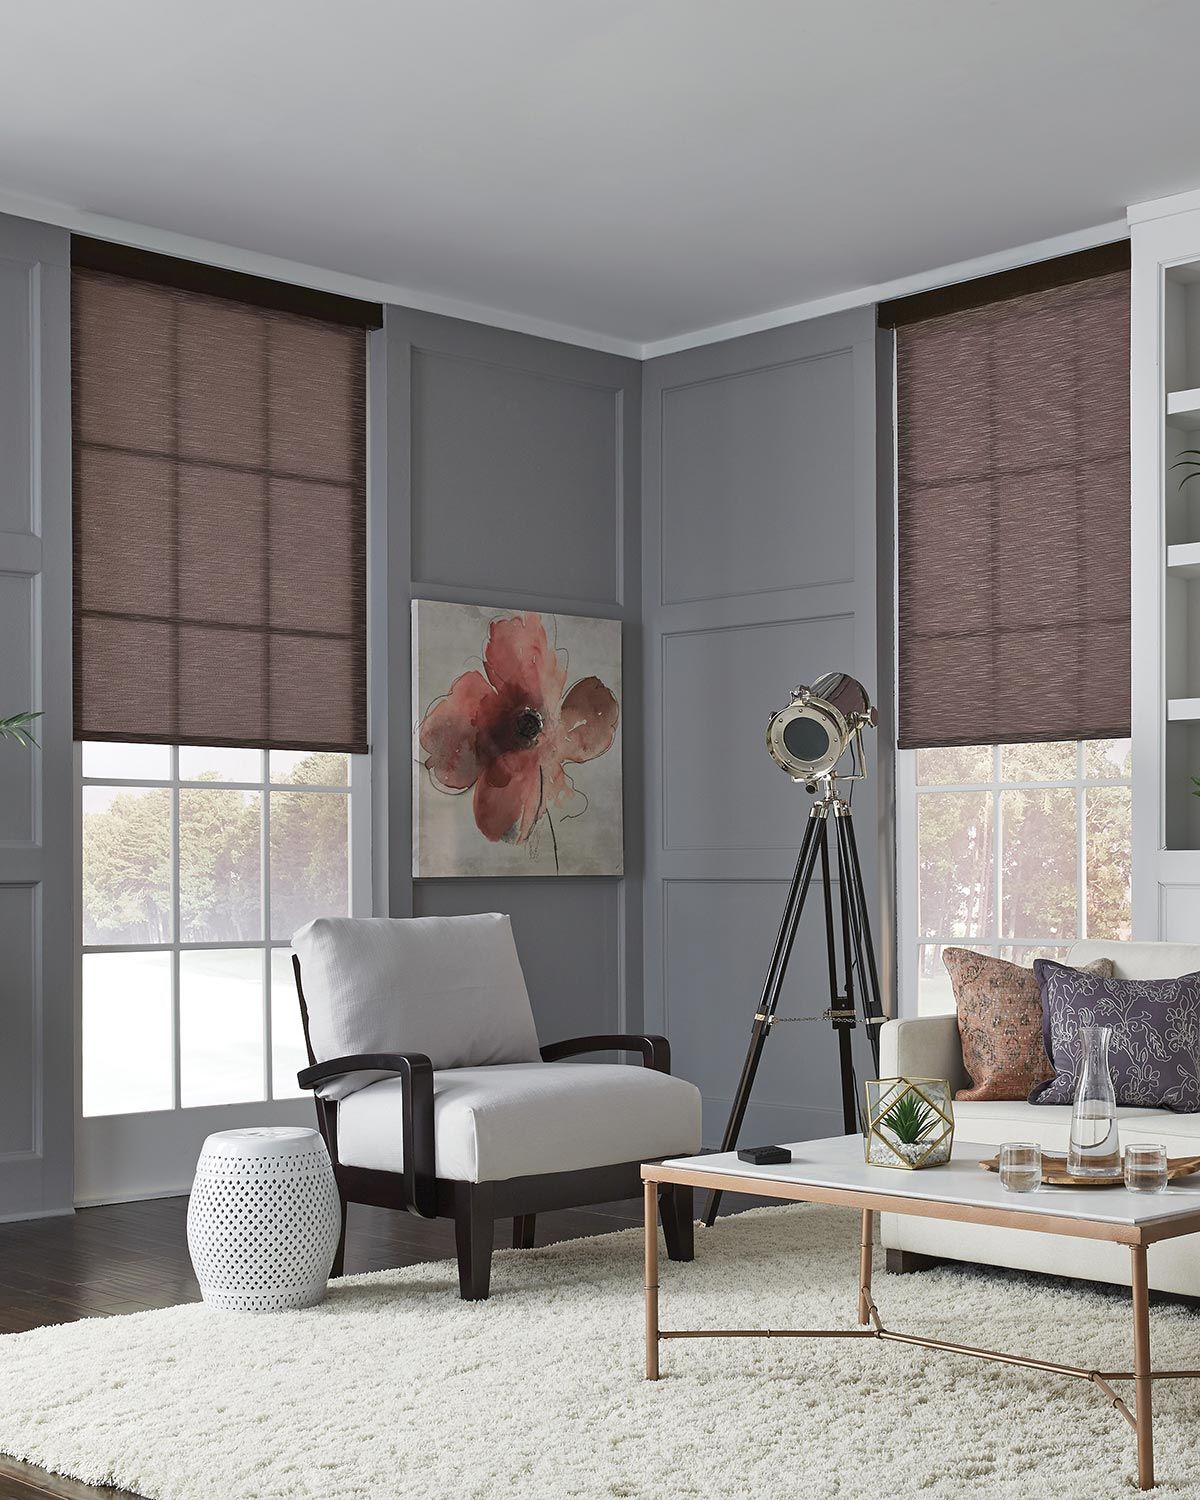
1068, 1024, 1120, 1177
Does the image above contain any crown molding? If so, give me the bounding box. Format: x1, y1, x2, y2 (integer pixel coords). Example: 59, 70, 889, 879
0, 187, 642, 359
0, 186, 1132, 361
639, 218, 1129, 359
1127, 185, 1200, 226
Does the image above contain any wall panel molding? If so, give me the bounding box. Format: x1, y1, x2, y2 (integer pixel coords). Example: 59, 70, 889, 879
408, 335, 626, 609
659, 347, 856, 606
659, 612, 854, 852
385, 305, 644, 1038
643, 307, 883, 1149
0, 212, 73, 1219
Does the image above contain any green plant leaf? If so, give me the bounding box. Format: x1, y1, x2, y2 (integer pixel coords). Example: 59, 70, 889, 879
0, 710, 42, 748
878, 1090, 937, 1146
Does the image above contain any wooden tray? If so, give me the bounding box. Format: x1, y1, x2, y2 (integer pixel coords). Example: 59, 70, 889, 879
979, 1151, 1200, 1188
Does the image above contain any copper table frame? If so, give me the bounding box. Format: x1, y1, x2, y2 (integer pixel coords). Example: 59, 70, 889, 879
641, 1163, 1200, 1491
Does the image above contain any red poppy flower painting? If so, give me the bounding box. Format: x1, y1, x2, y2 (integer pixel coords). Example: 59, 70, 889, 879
413, 602, 623, 876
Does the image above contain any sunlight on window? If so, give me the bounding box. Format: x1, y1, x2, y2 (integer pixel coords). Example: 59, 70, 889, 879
180, 950, 265, 1108
82, 952, 173, 1116
269, 790, 350, 939
81, 745, 355, 1116
178, 788, 262, 942
913, 740, 1131, 1015
271, 949, 309, 1100
82, 785, 172, 945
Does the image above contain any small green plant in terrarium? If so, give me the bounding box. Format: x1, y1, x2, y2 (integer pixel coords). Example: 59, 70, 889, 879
864, 1076, 954, 1169
879, 1091, 938, 1147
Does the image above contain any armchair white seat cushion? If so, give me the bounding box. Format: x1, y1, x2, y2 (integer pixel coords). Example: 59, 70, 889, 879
337, 1061, 703, 1183
292, 913, 541, 1098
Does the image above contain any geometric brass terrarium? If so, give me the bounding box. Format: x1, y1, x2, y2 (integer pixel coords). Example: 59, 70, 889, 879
864, 1076, 954, 1169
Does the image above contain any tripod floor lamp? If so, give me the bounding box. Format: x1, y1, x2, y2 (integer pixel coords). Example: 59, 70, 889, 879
702, 672, 887, 1229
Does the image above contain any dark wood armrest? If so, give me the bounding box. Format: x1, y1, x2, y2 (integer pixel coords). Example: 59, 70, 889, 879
540, 1033, 671, 1074
298, 1052, 436, 1219
297, 1053, 431, 1090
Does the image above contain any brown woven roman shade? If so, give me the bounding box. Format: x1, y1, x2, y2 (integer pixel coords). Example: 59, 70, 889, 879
72, 240, 378, 754
884, 243, 1131, 750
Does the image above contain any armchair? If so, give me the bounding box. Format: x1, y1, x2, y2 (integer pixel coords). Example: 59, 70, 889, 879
291, 913, 702, 1299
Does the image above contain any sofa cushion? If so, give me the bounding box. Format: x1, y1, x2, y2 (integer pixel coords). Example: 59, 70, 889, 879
336, 1061, 703, 1183
1120, 1112, 1200, 1154
1067, 940, 1200, 982
944, 948, 1113, 1102
1031, 959, 1200, 1111
950, 1100, 1161, 1154
291, 914, 542, 1099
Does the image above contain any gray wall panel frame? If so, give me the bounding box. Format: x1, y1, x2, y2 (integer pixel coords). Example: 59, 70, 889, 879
0, 213, 73, 1220
642, 308, 888, 1147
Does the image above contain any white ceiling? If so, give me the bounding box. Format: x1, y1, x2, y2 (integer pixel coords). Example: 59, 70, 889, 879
2, 0, 1199, 354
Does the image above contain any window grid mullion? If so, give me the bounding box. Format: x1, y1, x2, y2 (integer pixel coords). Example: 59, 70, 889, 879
991, 745, 1002, 954
170, 745, 182, 1111
1077, 742, 1088, 942
261, 751, 274, 1101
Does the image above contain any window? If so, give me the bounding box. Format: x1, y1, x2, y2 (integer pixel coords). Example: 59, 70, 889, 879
886, 246, 1134, 1017
899, 739, 1132, 1014
71, 241, 378, 1128
81, 743, 364, 1115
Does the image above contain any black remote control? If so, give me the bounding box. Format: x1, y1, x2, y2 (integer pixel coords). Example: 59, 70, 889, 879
736, 1145, 792, 1166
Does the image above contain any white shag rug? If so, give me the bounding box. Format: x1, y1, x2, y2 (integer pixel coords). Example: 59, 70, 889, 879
1, 1204, 1199, 1500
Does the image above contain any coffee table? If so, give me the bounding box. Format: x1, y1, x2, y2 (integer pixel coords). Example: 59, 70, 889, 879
642, 1135, 1200, 1491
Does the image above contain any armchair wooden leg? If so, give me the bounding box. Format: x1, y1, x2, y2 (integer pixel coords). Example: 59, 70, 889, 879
455, 1183, 495, 1301
512, 1214, 536, 1249
330, 1192, 348, 1279
660, 1183, 694, 1263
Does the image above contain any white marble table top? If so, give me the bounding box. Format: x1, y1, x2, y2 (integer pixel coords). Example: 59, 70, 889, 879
657, 1134, 1200, 1228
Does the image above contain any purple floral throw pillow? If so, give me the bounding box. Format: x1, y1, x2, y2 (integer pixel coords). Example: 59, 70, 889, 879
1029, 959, 1200, 1111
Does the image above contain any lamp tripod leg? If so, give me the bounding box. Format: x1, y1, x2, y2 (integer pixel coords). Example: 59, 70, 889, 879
702, 807, 826, 1228
705, 794, 885, 1231
836, 807, 886, 1074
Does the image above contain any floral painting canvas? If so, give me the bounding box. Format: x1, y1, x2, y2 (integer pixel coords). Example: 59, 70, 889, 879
412, 600, 623, 877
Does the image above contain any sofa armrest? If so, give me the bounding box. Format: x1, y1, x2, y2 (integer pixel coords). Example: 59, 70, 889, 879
298, 1052, 436, 1218
539, 1033, 671, 1074
879, 1015, 968, 1092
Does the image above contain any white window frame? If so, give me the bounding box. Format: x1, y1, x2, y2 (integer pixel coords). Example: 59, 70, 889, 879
77, 745, 371, 1115
896, 742, 1132, 1016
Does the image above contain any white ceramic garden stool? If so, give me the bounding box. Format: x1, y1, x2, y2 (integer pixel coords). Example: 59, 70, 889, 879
187, 1126, 341, 1312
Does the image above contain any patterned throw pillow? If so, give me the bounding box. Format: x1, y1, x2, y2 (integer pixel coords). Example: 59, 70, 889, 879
1029, 959, 1200, 1111
945, 948, 1114, 1102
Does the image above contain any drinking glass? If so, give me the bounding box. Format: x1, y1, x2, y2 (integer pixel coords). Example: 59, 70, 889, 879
1124, 1143, 1168, 1194
999, 1142, 1042, 1193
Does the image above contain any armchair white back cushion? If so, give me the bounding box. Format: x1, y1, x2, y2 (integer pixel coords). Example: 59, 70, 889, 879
291, 914, 542, 1098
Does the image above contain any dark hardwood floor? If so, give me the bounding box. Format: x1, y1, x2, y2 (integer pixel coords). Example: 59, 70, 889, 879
0, 1193, 647, 1500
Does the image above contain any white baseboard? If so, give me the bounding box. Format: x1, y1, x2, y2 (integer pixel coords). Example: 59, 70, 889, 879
0, 1204, 76, 1225
73, 1185, 190, 1209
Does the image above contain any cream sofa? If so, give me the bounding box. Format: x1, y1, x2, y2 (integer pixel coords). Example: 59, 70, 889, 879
879, 940, 1200, 1297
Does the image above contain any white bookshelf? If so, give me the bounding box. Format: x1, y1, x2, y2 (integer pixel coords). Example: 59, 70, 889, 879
1130, 189, 1200, 937
1166, 387, 1200, 429
1166, 541, 1200, 578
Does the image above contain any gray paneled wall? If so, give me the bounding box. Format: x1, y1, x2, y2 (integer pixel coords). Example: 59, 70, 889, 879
0, 215, 891, 1218
0, 214, 73, 1220
642, 309, 885, 1147
378, 308, 643, 1042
